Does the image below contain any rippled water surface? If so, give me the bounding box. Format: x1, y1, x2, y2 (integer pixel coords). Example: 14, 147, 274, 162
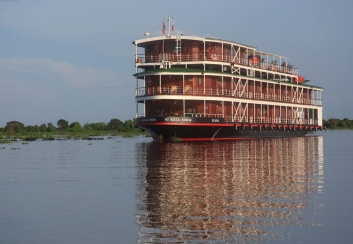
1, 131, 353, 243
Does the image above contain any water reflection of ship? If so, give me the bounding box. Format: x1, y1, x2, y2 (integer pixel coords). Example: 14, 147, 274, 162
136, 136, 323, 243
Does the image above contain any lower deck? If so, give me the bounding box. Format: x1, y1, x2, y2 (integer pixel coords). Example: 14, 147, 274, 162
139, 99, 321, 126
135, 116, 325, 141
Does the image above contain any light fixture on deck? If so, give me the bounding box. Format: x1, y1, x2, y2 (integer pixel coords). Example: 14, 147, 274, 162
144, 33, 150, 41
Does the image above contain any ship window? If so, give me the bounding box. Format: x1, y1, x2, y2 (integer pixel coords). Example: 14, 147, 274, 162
166, 43, 176, 53
156, 108, 164, 115
182, 43, 189, 53
189, 108, 197, 113
188, 108, 197, 113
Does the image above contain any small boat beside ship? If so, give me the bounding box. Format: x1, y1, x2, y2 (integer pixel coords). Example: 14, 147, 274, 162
133, 16, 325, 141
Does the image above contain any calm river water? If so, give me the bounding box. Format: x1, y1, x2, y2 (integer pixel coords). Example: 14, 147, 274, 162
1, 130, 353, 244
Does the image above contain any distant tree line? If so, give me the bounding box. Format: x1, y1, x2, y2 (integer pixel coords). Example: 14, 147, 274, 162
0, 118, 143, 134
323, 118, 353, 130
2, 118, 351, 134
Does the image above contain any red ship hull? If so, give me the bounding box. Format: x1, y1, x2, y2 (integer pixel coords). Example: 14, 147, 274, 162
136, 117, 324, 141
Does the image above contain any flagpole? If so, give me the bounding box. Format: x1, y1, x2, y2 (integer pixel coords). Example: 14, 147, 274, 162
163, 14, 174, 38
161, 14, 175, 65
168, 16, 171, 37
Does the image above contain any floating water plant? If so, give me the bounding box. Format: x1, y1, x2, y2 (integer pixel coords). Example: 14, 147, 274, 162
0, 139, 12, 144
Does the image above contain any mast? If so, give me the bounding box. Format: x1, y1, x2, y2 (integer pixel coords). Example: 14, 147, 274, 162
163, 15, 175, 38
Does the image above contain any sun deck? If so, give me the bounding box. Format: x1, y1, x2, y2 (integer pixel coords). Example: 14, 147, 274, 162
134, 35, 300, 78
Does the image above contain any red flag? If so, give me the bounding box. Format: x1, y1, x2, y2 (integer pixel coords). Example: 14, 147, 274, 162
162, 21, 166, 35
172, 22, 175, 31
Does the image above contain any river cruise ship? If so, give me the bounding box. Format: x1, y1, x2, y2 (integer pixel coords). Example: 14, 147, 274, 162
133, 17, 324, 141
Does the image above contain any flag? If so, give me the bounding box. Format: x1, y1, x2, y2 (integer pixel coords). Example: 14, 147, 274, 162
162, 21, 166, 35
172, 22, 175, 31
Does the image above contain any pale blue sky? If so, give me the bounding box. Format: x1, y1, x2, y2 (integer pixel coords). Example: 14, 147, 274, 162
1, 0, 352, 127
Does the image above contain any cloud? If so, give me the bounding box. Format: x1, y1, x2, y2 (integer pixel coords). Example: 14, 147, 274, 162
1, 65, 36, 73
0, 1, 132, 46
0, 58, 120, 87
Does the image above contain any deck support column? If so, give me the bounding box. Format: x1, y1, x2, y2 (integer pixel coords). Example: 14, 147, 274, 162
222, 76, 224, 95
136, 101, 138, 118
135, 76, 139, 118
222, 101, 224, 119
182, 74, 185, 94
183, 99, 185, 117
203, 41, 206, 63
232, 101, 234, 122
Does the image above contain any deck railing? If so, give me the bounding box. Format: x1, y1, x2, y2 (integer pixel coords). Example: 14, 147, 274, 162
135, 52, 299, 75
135, 86, 322, 106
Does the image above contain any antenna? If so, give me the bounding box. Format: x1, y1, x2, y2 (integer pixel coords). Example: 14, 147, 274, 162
163, 14, 175, 38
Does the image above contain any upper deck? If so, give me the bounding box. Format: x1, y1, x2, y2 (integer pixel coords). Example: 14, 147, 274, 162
133, 35, 301, 79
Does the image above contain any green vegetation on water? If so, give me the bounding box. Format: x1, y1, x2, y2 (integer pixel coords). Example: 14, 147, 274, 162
323, 118, 353, 130
0, 118, 149, 142
0, 139, 12, 144
1, 118, 351, 143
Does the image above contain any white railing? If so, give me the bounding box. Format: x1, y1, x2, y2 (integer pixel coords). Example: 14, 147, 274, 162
135, 86, 321, 106
233, 116, 318, 125
135, 53, 299, 75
